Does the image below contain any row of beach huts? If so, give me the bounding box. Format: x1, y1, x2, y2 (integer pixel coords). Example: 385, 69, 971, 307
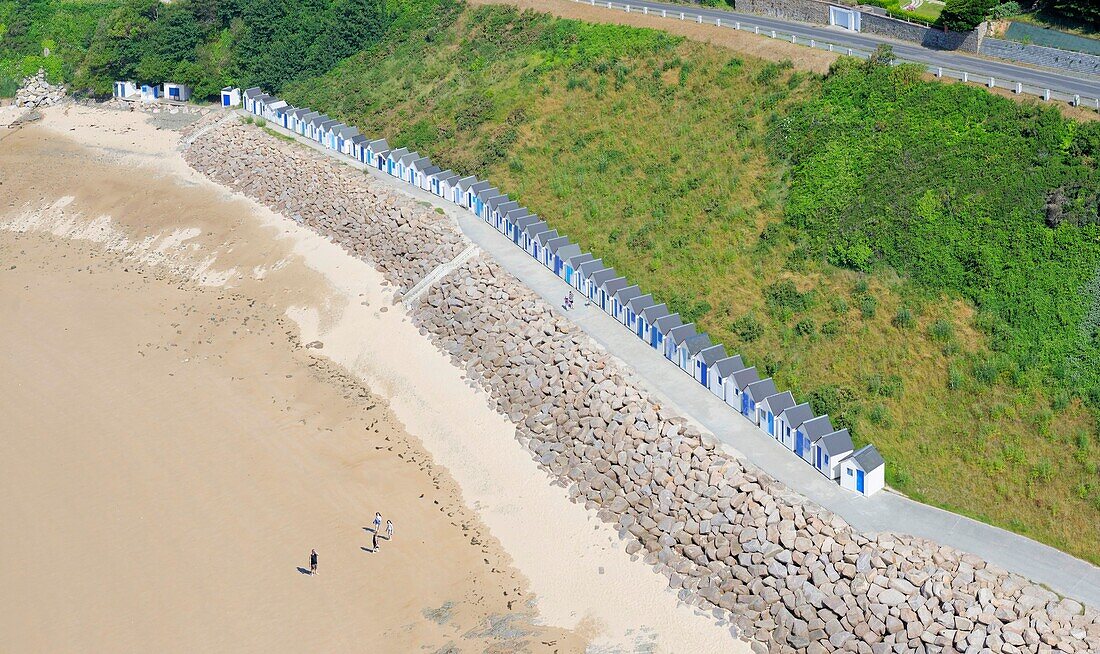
234, 85, 887, 497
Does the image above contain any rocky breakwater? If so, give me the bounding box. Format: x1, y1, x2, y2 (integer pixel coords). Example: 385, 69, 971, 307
16, 69, 66, 109
184, 119, 464, 293
411, 259, 1100, 654
182, 120, 1100, 653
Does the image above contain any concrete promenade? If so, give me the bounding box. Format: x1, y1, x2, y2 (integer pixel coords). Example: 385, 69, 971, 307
246, 113, 1100, 607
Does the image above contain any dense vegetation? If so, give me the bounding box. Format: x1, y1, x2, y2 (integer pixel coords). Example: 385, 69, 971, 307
6, 0, 1100, 561
0, 0, 389, 98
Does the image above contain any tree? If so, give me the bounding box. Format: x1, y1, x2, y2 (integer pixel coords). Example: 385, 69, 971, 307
939, 0, 996, 31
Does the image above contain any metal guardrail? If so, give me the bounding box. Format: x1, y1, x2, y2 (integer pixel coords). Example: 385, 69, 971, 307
573, 0, 1100, 111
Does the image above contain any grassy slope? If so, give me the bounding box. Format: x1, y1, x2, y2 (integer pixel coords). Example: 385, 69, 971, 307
284, 1, 1100, 562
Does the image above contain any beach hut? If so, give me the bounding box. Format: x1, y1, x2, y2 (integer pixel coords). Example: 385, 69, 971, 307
544, 236, 573, 272
463, 180, 490, 209
586, 268, 617, 303
295, 111, 319, 136
625, 294, 655, 336
493, 201, 519, 233
405, 155, 430, 185
638, 303, 668, 346
436, 172, 460, 198
113, 80, 139, 100
520, 219, 548, 253
612, 285, 642, 324
262, 98, 288, 122
485, 194, 511, 225
418, 165, 441, 192
304, 114, 329, 140
140, 84, 161, 103
743, 378, 778, 421
349, 134, 369, 162
311, 117, 334, 142
221, 86, 241, 107
664, 323, 697, 363
728, 367, 760, 412
563, 253, 593, 287
384, 148, 409, 176
316, 119, 339, 146
452, 176, 477, 205
599, 277, 628, 315
532, 229, 559, 263
284, 108, 310, 133
554, 244, 583, 279
243, 87, 262, 112
840, 445, 885, 496
798, 415, 835, 463
693, 344, 727, 387
756, 391, 795, 437
709, 355, 745, 400
813, 429, 854, 480
365, 139, 390, 167
475, 187, 501, 219
776, 402, 814, 451
680, 333, 712, 374
162, 82, 192, 103
506, 209, 534, 241
575, 259, 605, 293
652, 313, 682, 353
396, 151, 420, 179
334, 125, 359, 155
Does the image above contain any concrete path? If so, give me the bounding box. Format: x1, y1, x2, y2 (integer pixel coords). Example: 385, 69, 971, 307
593, 0, 1100, 100
245, 113, 1100, 607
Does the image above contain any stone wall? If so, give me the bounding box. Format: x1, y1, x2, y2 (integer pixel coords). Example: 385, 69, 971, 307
735, 0, 830, 24
979, 38, 1100, 78
859, 14, 984, 52
184, 119, 1100, 654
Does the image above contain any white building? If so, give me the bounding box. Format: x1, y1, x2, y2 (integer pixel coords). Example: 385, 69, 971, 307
113, 80, 139, 100
162, 82, 192, 103
220, 87, 241, 107
840, 445, 885, 496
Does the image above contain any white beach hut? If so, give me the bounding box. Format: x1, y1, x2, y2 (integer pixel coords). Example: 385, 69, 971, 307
728, 366, 760, 412
756, 391, 795, 437
162, 82, 192, 102
113, 80, 139, 100
625, 294, 655, 336
693, 344, 728, 387
813, 429, 854, 480
221, 86, 241, 107
709, 355, 745, 400
840, 445, 885, 496
651, 313, 682, 354
638, 303, 668, 347
776, 402, 814, 451
798, 415, 835, 463
663, 323, 696, 363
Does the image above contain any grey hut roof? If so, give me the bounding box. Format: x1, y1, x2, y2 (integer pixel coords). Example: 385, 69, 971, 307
653, 312, 683, 333
316, 118, 338, 131
467, 180, 491, 195
802, 415, 836, 441
685, 333, 713, 357
455, 176, 478, 192
335, 125, 359, 138
299, 111, 320, 123
602, 277, 629, 297
398, 151, 421, 165
511, 212, 537, 229
350, 134, 369, 146
819, 430, 854, 457
698, 344, 728, 366
290, 107, 313, 118
436, 171, 459, 184
627, 294, 655, 313
850, 444, 885, 471
556, 244, 583, 261
522, 219, 548, 238
421, 165, 441, 176
494, 200, 519, 216
268, 100, 289, 111
387, 147, 410, 160
254, 93, 274, 103
761, 390, 796, 414
243, 87, 262, 98
411, 156, 433, 171
577, 259, 605, 277
588, 268, 618, 286
366, 138, 389, 151
640, 302, 668, 322
779, 403, 815, 429
486, 194, 511, 212
666, 323, 697, 345
546, 235, 571, 253
535, 229, 560, 247
732, 366, 760, 391
614, 284, 641, 304
567, 252, 594, 269
274, 104, 295, 116
745, 378, 778, 403
713, 355, 746, 377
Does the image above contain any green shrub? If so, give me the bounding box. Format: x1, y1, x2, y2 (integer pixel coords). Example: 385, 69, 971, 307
732, 313, 764, 342
974, 359, 1000, 385
990, 1, 1021, 18
764, 279, 814, 313
831, 297, 849, 314
860, 295, 878, 319
929, 320, 953, 342
893, 307, 914, 329
948, 367, 964, 390
795, 317, 816, 336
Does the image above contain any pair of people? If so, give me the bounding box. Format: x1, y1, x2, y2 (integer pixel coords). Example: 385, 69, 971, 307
562, 290, 575, 310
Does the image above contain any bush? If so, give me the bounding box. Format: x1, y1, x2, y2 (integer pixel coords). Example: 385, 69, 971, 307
860, 295, 878, 319
974, 359, 1000, 385
990, 1, 1021, 18
764, 279, 814, 313
732, 313, 764, 342
795, 318, 816, 336
929, 320, 953, 342
821, 320, 841, 336
893, 307, 914, 329
940, 0, 996, 30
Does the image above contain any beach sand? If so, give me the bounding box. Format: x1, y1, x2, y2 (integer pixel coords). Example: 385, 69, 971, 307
0, 104, 749, 653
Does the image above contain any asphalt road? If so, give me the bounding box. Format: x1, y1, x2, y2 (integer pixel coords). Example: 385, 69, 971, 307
595, 0, 1100, 99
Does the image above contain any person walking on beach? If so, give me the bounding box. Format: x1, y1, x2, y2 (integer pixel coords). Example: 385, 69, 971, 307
386, 519, 394, 540
373, 512, 382, 533
372, 531, 379, 552
309, 549, 318, 575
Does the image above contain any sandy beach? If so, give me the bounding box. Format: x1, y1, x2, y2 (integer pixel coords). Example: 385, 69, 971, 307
0, 104, 749, 653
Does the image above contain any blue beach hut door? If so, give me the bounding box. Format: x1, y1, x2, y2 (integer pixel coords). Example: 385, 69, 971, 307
856, 469, 865, 493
